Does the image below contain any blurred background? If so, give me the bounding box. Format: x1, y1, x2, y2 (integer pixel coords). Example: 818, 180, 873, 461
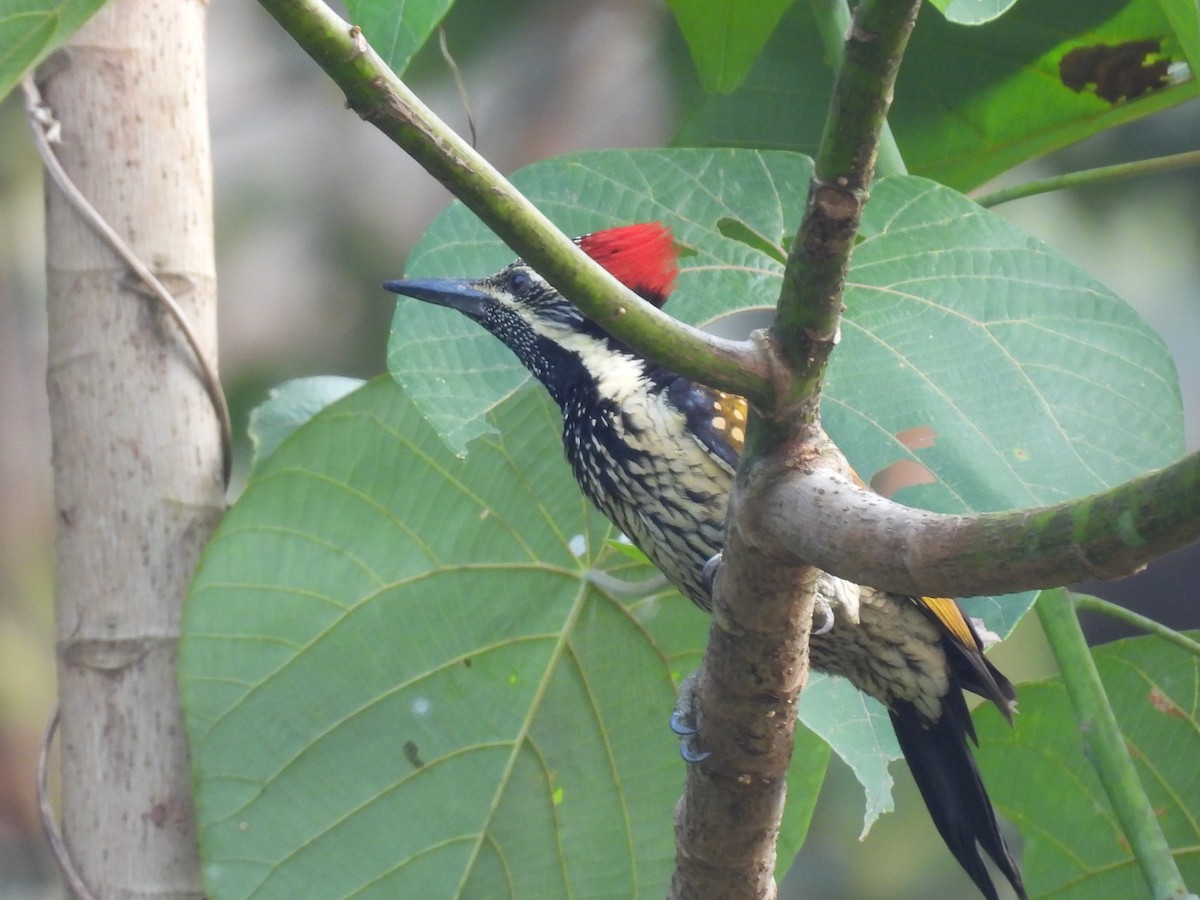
1, 0, 1197, 896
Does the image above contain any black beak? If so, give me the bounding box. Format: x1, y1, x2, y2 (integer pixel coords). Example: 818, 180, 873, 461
383, 278, 489, 316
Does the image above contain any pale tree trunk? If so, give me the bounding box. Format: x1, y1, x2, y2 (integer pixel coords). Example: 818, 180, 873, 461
41, 0, 222, 895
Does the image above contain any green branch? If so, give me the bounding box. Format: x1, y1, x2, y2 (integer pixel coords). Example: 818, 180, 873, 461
255, 0, 773, 405
974, 149, 1200, 208
807, 0, 907, 178
1072, 593, 1200, 659
765, 0, 920, 445
1037, 589, 1198, 900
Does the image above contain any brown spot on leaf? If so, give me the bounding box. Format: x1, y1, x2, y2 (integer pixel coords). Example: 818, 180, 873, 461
1148, 686, 1185, 718
1060, 40, 1171, 103
870, 426, 938, 497
894, 425, 936, 451
871, 460, 937, 498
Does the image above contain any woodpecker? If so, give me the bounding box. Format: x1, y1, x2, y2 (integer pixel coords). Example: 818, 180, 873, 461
385, 222, 1025, 900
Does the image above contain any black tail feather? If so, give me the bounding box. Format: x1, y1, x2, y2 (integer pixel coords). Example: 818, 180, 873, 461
890, 696, 1026, 900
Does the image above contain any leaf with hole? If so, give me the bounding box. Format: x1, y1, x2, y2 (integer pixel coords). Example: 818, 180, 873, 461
675, 0, 1200, 191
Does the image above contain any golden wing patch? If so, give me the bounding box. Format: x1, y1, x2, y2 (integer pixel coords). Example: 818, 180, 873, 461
710, 391, 748, 455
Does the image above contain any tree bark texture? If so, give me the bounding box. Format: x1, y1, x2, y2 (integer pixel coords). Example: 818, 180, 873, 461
41, 0, 221, 895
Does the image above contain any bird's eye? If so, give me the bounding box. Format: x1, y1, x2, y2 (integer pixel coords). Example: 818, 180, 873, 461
506, 270, 531, 293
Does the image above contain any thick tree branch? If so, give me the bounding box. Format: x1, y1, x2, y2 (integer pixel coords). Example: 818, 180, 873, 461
255, 0, 772, 405
670, 529, 818, 899
671, 2, 921, 897
738, 445, 1200, 599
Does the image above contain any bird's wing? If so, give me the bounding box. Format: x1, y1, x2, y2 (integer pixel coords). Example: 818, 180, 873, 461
710, 391, 1010, 705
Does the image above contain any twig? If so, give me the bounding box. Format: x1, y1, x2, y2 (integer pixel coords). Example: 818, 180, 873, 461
768, 0, 920, 429
21, 75, 233, 487
974, 149, 1200, 208
38, 706, 101, 900
1072, 592, 1200, 658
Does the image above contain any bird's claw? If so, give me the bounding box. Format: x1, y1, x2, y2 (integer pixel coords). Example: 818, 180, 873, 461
811, 575, 860, 634
700, 552, 722, 602
669, 710, 697, 737
672, 709, 711, 762
672, 671, 710, 762
812, 598, 835, 635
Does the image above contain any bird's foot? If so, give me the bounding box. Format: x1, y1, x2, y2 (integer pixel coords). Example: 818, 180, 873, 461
700, 552, 722, 603
671, 671, 711, 762
812, 597, 835, 635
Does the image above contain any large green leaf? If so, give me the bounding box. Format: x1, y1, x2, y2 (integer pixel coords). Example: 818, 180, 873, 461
346, 0, 455, 75
0, 0, 106, 102
675, 0, 1200, 191
673, 8, 829, 161
181, 379, 826, 898
973, 631, 1200, 898
796, 673, 899, 835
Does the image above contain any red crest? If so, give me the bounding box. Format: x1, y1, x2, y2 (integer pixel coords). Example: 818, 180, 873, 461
577, 222, 678, 308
